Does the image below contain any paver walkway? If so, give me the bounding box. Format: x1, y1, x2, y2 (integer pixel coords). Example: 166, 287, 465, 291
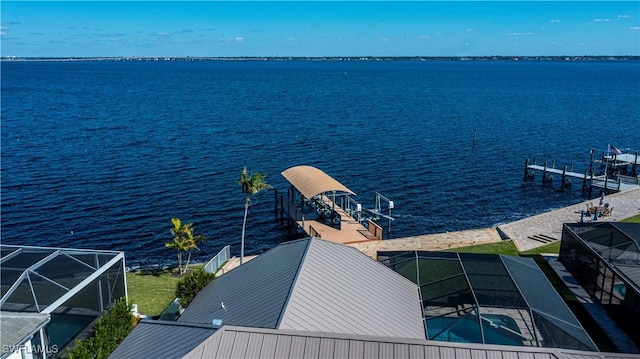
498, 186, 640, 251
348, 227, 502, 258
217, 255, 256, 275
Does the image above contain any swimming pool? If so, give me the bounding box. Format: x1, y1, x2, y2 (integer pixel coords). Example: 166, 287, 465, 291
613, 283, 626, 299
48, 313, 97, 349
426, 314, 524, 346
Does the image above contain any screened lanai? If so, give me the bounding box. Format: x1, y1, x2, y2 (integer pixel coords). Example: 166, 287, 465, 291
559, 222, 640, 347
378, 251, 597, 352
1, 244, 127, 354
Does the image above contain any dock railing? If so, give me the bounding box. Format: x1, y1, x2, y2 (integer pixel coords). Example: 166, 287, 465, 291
204, 245, 230, 274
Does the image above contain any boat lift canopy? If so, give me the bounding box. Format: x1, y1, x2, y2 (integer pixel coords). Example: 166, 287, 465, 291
281, 165, 356, 199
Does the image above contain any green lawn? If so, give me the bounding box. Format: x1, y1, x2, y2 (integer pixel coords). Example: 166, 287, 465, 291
126, 269, 182, 318
126, 264, 205, 318
621, 214, 640, 223
445, 240, 561, 256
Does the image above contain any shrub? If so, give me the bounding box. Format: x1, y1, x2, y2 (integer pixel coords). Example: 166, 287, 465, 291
175, 269, 216, 308
66, 297, 136, 359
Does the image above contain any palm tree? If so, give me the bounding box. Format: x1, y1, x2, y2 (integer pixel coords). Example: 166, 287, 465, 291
182, 227, 206, 274
166, 217, 207, 274
238, 167, 272, 264
166, 217, 193, 273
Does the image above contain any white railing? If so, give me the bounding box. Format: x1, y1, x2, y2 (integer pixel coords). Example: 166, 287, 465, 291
204, 245, 230, 274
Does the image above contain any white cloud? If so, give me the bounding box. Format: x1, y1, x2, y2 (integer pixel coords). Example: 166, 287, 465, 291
286, 37, 295, 42
418, 35, 430, 39
618, 15, 630, 19
507, 32, 532, 36
593, 18, 611, 22
234, 37, 244, 43
630, 26, 640, 31
465, 28, 473, 32
381, 38, 390, 42
550, 19, 560, 23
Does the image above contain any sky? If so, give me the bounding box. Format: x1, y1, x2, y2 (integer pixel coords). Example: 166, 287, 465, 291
1, 1, 639, 57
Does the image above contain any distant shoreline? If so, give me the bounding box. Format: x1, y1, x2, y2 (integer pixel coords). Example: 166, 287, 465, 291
2, 55, 639, 62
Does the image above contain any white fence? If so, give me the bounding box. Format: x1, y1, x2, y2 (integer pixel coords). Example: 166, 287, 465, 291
204, 245, 231, 274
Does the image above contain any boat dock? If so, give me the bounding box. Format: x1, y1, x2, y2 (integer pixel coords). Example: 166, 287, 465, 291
523, 148, 639, 195
274, 165, 393, 245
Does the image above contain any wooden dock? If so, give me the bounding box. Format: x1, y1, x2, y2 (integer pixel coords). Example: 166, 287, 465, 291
282, 198, 381, 244
524, 151, 639, 195
276, 165, 390, 245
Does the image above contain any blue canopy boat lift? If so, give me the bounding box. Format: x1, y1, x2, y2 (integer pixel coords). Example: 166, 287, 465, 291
274, 165, 394, 244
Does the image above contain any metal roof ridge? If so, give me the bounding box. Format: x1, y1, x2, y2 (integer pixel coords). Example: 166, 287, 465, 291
137, 318, 220, 330
274, 237, 313, 329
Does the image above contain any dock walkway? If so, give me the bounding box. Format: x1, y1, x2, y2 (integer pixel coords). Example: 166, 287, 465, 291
526, 164, 587, 179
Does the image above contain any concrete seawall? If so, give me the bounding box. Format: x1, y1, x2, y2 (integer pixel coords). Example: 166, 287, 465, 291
348, 227, 502, 258
350, 186, 640, 257
221, 187, 639, 270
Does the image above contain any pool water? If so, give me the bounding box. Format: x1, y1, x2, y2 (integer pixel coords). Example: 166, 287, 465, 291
48, 314, 97, 349
427, 314, 523, 346
613, 283, 626, 299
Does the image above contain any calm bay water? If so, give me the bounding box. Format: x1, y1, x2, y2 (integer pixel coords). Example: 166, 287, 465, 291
2, 60, 639, 266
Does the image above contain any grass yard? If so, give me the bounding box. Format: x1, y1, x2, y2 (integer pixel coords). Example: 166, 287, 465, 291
126, 264, 205, 318
445, 239, 561, 256
126, 269, 182, 318
621, 214, 640, 223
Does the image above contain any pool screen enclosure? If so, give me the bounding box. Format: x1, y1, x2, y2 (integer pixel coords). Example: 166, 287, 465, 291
559, 222, 640, 347
378, 251, 597, 351
1, 244, 127, 355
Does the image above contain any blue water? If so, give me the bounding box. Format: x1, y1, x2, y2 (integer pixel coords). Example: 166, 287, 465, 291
2, 60, 639, 266
427, 315, 523, 346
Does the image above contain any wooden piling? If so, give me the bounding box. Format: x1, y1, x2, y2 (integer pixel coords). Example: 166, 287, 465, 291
274, 189, 278, 218
279, 195, 284, 225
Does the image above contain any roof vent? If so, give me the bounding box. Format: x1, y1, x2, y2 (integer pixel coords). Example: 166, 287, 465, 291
212, 318, 223, 326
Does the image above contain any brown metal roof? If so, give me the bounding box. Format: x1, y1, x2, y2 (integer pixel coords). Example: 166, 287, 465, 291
183, 326, 640, 359
281, 165, 356, 199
